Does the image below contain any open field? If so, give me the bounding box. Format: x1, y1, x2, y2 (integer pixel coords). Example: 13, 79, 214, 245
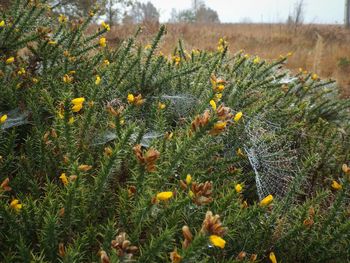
105, 23, 350, 96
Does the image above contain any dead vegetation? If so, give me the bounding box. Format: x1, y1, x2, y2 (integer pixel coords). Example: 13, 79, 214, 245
101, 23, 350, 96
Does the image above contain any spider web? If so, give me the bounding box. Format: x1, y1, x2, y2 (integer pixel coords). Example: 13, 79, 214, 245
243, 116, 299, 200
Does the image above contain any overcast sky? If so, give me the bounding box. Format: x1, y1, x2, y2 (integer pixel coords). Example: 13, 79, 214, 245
138, 0, 345, 24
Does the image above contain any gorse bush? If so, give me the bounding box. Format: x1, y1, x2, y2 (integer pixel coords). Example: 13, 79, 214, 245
1, 1, 350, 262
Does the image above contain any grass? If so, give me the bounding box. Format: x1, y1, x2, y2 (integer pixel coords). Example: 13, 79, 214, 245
101, 23, 350, 97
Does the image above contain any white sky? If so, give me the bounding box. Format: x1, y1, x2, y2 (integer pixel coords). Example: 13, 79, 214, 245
138, 0, 345, 24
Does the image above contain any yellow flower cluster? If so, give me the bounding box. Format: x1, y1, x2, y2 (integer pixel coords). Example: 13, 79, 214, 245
0, 20, 5, 27
158, 102, 166, 110
101, 21, 110, 31
99, 37, 107, 48
10, 199, 22, 212
217, 37, 227, 53
71, 97, 85, 112
63, 74, 73, 83
58, 14, 67, 23
127, 93, 144, 106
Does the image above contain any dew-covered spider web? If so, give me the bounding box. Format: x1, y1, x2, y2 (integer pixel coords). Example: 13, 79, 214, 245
243, 115, 299, 200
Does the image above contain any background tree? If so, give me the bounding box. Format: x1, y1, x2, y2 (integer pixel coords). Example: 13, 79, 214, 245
169, 2, 219, 24
195, 5, 220, 23
103, 0, 134, 25
123, 1, 159, 24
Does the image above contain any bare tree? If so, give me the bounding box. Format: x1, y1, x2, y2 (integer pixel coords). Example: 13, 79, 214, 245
192, 0, 204, 12
287, 0, 305, 33
346, 0, 350, 28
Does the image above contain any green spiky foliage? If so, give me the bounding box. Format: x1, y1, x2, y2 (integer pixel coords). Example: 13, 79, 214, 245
1, 1, 350, 263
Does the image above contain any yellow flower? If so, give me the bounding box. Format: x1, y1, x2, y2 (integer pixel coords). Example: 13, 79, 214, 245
331, 180, 342, 190
0, 114, 7, 124
63, 74, 73, 83
68, 117, 75, 124
312, 73, 318, 80
210, 100, 217, 111
209, 235, 226, 249
235, 184, 243, 193
5, 57, 15, 64
101, 21, 110, 31
188, 190, 194, 198
59, 173, 68, 185
104, 147, 113, 156
234, 112, 243, 122
253, 56, 260, 64
103, 59, 110, 66
10, 199, 22, 212
128, 94, 144, 106
156, 191, 173, 201
32, 78, 39, 83
158, 102, 166, 110
17, 68, 26, 75
216, 84, 225, 92
173, 56, 181, 65
71, 104, 82, 113
145, 44, 152, 50
185, 174, 192, 185
99, 37, 107, 48
127, 94, 135, 104
260, 194, 273, 207
236, 148, 244, 157
215, 93, 222, 101
0, 20, 5, 27
287, 52, 293, 57
71, 97, 85, 113
269, 252, 277, 263
58, 14, 67, 23
95, 75, 101, 85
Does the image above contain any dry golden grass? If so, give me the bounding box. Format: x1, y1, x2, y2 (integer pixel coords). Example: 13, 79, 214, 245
103, 23, 350, 96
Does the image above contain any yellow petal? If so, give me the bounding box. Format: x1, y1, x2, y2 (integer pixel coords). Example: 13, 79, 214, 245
0, 114, 7, 124
127, 94, 135, 103
59, 173, 68, 185
234, 112, 243, 122
71, 97, 85, 105
5, 57, 14, 64
185, 174, 192, 185
209, 235, 226, 249
156, 191, 173, 201
331, 180, 342, 190
71, 103, 83, 113
260, 194, 273, 207
210, 100, 217, 111
0, 20, 5, 27
269, 252, 277, 263
235, 184, 243, 193
95, 75, 101, 85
